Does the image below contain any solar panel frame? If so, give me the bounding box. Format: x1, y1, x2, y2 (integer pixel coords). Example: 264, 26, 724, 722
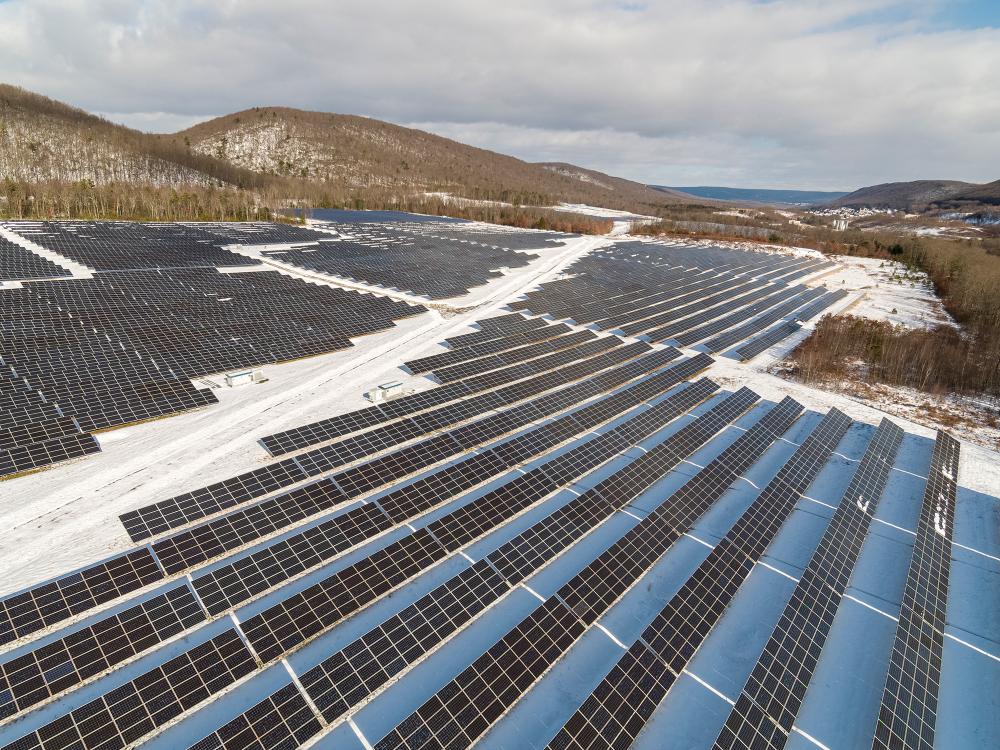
546, 408, 853, 750
870, 431, 960, 750
0, 585, 205, 720
715, 418, 905, 749
0, 549, 164, 646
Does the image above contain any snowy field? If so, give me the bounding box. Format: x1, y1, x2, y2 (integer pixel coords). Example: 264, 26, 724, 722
0, 229, 605, 593
0, 222, 996, 750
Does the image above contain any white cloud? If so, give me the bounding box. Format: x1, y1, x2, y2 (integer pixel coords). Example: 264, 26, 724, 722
1, 0, 998, 188
97, 111, 216, 133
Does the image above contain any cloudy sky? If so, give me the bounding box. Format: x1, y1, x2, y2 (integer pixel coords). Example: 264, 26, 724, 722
2, 0, 999, 190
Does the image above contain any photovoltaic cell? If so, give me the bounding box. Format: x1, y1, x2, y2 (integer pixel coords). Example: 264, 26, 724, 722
546, 408, 852, 750
870, 431, 959, 750
714, 418, 905, 750
0, 585, 205, 720
1, 629, 256, 750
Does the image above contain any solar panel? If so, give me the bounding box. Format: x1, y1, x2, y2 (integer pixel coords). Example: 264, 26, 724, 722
546, 407, 852, 749
701, 287, 825, 353
644, 283, 788, 342
189, 381, 718, 740
124, 342, 664, 546
734, 320, 802, 360
672, 284, 809, 347
870, 431, 960, 750
715, 418, 905, 749
146, 376, 722, 744
2, 629, 257, 750
0, 259, 426, 475
794, 288, 850, 322
0, 549, 163, 646
432, 330, 597, 383
298, 559, 509, 725
444, 314, 547, 348
372, 390, 763, 749
258, 219, 556, 300
0, 585, 205, 719
373, 598, 587, 750
0, 432, 100, 476
186, 682, 322, 750
194, 372, 710, 618
257, 339, 643, 459
511, 242, 829, 343
404, 320, 569, 373
240, 528, 448, 662
0, 234, 72, 281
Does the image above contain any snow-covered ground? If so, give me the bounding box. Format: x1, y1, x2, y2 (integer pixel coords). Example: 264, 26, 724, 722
4, 226, 992, 591
0, 230, 608, 594
419, 191, 513, 209
551, 202, 655, 220
0, 223, 997, 750
816, 254, 954, 329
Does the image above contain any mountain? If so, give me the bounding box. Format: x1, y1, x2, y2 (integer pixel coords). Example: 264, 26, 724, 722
0, 84, 696, 216
654, 185, 848, 205
170, 110, 691, 212
536, 163, 693, 206
828, 180, 986, 210
0, 84, 279, 190
936, 179, 1000, 208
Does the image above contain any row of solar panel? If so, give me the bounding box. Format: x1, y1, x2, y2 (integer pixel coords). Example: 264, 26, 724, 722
122, 335, 653, 541
260, 320, 595, 458
548, 407, 854, 749
0, 365, 715, 732
0, 266, 427, 475
509, 242, 826, 323
403, 320, 570, 374
2, 349, 705, 650
0, 373, 729, 749
148, 349, 700, 579
260, 217, 568, 300
373, 388, 790, 748
4, 221, 320, 272
508, 242, 833, 348
2, 406, 960, 750
0, 236, 71, 281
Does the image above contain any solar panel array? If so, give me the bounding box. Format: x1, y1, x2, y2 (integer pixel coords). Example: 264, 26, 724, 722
403, 320, 571, 375
0, 236, 70, 281
372, 389, 773, 749
123, 339, 669, 542
1, 226, 981, 750
509, 241, 835, 353
0, 343, 721, 749
870, 431, 960, 750
715, 417, 905, 749
3, 221, 345, 273
4, 349, 701, 646
0, 393, 971, 748
0, 259, 425, 476
255, 333, 639, 462
545, 407, 852, 750
734, 320, 803, 361
261, 219, 571, 299
2, 221, 266, 271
